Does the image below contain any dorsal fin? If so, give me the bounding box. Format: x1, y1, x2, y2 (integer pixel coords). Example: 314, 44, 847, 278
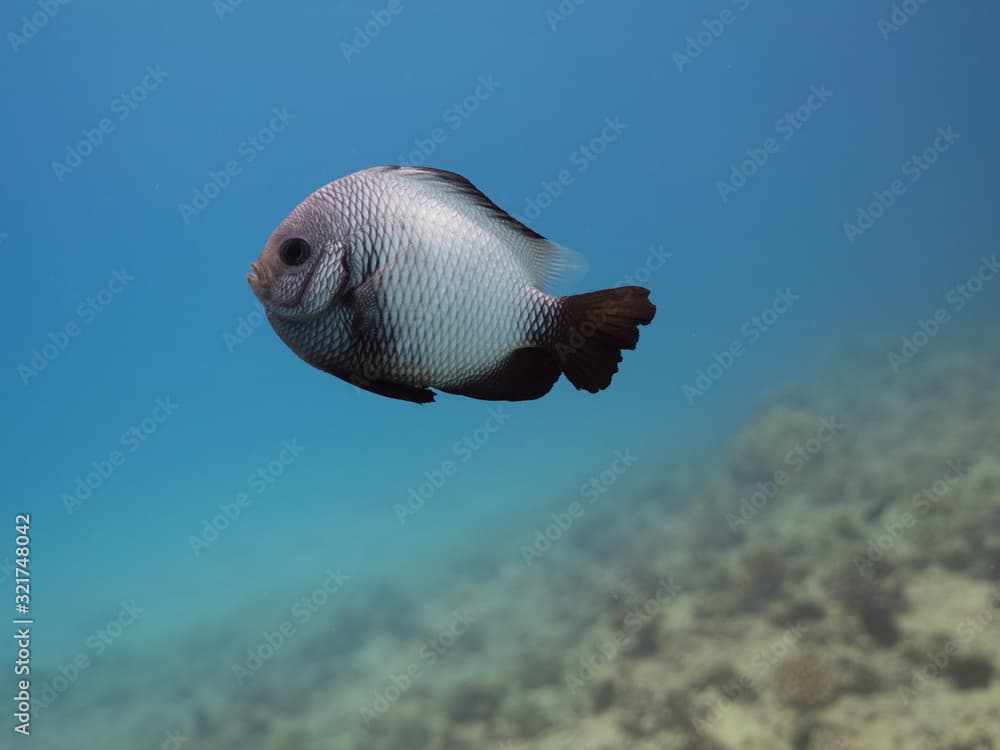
383, 166, 587, 292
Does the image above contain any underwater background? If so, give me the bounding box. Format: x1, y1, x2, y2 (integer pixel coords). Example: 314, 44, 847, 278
3, 1, 999, 748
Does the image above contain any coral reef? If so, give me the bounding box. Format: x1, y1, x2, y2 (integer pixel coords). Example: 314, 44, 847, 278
773, 653, 839, 708
45, 346, 1000, 749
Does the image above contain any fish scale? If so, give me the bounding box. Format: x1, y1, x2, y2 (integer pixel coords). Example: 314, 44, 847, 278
353, 174, 534, 384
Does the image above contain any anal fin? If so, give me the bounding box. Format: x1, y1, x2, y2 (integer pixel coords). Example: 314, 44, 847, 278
442, 347, 561, 402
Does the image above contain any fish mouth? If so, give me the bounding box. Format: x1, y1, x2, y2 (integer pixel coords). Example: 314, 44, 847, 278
247, 260, 272, 296
247, 256, 324, 312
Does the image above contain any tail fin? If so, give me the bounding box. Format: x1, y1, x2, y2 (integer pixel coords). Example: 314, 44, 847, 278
554, 286, 656, 393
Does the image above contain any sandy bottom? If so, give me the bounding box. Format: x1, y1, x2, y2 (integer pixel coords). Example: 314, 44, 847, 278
39, 346, 1000, 749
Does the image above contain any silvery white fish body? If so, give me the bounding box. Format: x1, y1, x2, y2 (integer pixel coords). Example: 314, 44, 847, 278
248, 166, 655, 403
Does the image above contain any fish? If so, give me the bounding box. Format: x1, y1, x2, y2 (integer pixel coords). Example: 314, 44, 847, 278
248, 166, 656, 404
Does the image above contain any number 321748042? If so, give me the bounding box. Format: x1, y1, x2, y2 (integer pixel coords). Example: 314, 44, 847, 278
15, 514, 30, 607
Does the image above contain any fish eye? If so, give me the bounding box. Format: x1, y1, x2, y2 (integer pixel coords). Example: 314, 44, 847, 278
278, 236, 312, 266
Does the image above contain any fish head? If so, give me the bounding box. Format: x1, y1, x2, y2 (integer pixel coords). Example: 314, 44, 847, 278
248, 209, 349, 320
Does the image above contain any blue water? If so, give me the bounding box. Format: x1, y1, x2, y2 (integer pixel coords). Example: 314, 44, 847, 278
3, 1, 999, 746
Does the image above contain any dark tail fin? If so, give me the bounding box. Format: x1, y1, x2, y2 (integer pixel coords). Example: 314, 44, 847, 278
554, 286, 656, 393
